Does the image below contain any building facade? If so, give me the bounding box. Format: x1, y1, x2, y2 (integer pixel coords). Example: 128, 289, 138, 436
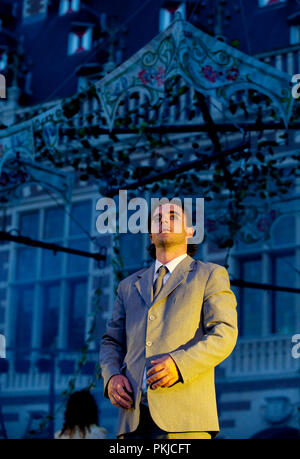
0, 0, 299, 438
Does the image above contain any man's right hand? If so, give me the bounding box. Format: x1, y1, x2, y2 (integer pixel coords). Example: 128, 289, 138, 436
107, 374, 133, 409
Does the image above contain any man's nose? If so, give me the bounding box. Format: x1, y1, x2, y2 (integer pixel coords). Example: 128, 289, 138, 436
160, 215, 171, 225
160, 217, 172, 231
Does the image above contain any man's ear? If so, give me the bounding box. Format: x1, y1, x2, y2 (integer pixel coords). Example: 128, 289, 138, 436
149, 233, 153, 244
186, 227, 194, 239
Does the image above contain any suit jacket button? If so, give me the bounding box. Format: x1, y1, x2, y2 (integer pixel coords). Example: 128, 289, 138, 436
149, 315, 156, 321
146, 341, 152, 347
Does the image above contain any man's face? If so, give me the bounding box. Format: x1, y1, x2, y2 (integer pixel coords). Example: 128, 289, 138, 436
149, 203, 193, 249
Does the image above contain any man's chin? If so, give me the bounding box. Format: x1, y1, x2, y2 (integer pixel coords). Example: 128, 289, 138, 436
158, 232, 174, 240
155, 234, 185, 246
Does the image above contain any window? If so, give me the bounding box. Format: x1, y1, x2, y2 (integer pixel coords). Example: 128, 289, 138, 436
0, 252, 8, 282
68, 25, 92, 55
159, 2, 186, 31
16, 211, 39, 281
20, 211, 39, 238
42, 207, 64, 278
120, 233, 145, 274
12, 202, 92, 351
15, 286, 35, 350
271, 252, 297, 335
67, 201, 91, 273
238, 250, 299, 337
67, 278, 87, 349
259, 0, 285, 7
67, 238, 90, 273
16, 246, 38, 281
239, 257, 263, 337
23, 0, 48, 20
24, 72, 33, 95
59, 0, 80, 15
0, 49, 7, 72
42, 283, 60, 348
44, 207, 65, 239
69, 201, 91, 236
290, 25, 300, 45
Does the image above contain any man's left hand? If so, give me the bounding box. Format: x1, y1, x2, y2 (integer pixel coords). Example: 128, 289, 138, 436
146, 354, 180, 389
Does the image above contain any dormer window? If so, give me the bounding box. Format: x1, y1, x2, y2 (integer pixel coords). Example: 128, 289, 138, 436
159, 2, 186, 31
258, 0, 285, 7
0, 49, 7, 72
290, 25, 300, 45
68, 24, 92, 55
59, 0, 80, 16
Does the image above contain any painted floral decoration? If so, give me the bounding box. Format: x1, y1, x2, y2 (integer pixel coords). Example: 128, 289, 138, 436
202, 65, 240, 83
138, 66, 165, 87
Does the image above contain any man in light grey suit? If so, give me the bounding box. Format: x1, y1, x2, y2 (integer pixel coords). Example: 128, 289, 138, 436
100, 201, 238, 439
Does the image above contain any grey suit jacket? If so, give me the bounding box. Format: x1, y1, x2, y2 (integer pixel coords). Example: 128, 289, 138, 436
100, 255, 238, 437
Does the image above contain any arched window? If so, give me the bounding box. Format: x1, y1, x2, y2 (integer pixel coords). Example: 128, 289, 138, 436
59, 0, 80, 16
159, 2, 186, 31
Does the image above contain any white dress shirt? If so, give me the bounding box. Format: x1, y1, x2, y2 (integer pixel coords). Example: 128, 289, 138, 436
153, 253, 188, 285
141, 253, 188, 403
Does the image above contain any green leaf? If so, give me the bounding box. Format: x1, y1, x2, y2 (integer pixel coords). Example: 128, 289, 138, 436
230, 39, 241, 49
178, 85, 189, 96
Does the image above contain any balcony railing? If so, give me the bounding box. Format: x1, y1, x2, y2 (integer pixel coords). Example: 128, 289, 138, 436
255, 43, 300, 75
1, 336, 300, 393
0, 348, 99, 393
220, 335, 300, 378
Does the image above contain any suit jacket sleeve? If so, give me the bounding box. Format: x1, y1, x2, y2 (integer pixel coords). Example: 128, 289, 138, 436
99, 283, 126, 397
169, 265, 238, 383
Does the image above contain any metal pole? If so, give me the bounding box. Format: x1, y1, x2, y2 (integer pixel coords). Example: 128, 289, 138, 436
63, 122, 300, 136
106, 141, 251, 196
0, 232, 106, 262
0, 379, 7, 439
48, 351, 56, 439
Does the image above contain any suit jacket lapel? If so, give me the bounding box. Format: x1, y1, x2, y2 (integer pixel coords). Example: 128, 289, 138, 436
152, 255, 194, 306
135, 263, 155, 307
135, 255, 195, 308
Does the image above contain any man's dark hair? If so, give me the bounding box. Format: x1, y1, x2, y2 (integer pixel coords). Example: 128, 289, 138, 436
147, 199, 199, 260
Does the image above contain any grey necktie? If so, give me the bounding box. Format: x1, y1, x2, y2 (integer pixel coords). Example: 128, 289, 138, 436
153, 265, 168, 299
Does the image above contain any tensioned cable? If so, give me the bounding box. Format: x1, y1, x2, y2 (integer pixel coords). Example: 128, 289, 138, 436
187, 0, 201, 23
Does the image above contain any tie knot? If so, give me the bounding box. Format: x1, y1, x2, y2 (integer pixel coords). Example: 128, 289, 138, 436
157, 265, 168, 276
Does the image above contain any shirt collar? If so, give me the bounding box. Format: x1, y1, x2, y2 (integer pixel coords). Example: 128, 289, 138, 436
154, 253, 188, 275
